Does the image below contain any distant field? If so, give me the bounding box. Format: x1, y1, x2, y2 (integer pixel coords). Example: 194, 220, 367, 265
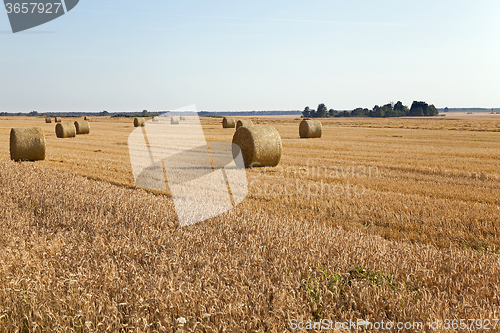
1, 116, 500, 331
439, 111, 500, 120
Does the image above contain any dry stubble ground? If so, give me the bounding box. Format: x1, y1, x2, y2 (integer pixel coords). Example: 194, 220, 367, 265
0, 115, 499, 332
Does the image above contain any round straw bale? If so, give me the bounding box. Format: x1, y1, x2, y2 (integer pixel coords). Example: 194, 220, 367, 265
10, 127, 46, 161
134, 117, 145, 127
74, 120, 90, 134
299, 119, 322, 138
171, 117, 179, 125
179, 116, 186, 121
55, 122, 76, 138
84, 116, 89, 120
232, 125, 282, 168
45, 117, 52, 123
236, 119, 253, 130
54, 117, 61, 122
223, 117, 236, 128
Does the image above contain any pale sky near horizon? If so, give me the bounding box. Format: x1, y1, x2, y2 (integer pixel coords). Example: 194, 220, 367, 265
1, 0, 499, 112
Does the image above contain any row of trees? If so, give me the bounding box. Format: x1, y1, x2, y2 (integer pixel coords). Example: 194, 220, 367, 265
0, 110, 110, 117
0, 110, 151, 117
303, 101, 439, 118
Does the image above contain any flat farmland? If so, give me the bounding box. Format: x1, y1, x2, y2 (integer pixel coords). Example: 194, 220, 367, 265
1, 116, 500, 332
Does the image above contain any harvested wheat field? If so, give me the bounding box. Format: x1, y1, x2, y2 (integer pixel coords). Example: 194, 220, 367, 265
1, 116, 500, 332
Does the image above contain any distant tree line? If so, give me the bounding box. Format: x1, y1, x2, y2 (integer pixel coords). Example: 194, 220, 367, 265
443, 107, 499, 112
0, 110, 135, 117
198, 110, 302, 117
302, 101, 439, 118
0, 110, 41, 116
0, 110, 111, 117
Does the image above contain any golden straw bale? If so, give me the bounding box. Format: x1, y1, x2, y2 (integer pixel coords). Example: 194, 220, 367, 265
232, 125, 282, 168
299, 119, 322, 138
134, 117, 145, 127
55, 122, 76, 138
10, 127, 46, 161
74, 121, 90, 134
54, 117, 61, 122
223, 117, 236, 128
236, 119, 253, 130
171, 117, 179, 125
45, 117, 51, 123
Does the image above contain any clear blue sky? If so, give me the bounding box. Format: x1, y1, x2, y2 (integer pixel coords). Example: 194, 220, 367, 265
1, 0, 499, 112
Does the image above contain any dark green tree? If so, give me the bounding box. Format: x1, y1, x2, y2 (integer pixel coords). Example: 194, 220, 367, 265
393, 102, 401, 116
409, 101, 428, 116
428, 104, 439, 116
302, 106, 310, 118
393, 101, 408, 116
415, 108, 424, 116
100, 110, 109, 116
370, 105, 384, 117
315, 103, 328, 118
352, 108, 369, 117
393, 101, 404, 112
328, 109, 338, 117
381, 103, 395, 117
